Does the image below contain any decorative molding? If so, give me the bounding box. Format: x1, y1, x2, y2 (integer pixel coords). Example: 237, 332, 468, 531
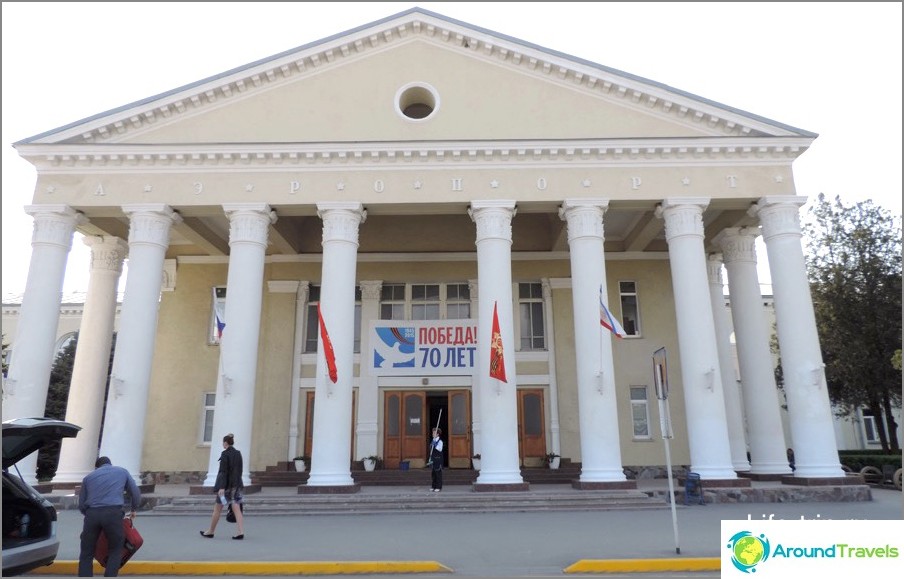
268, 280, 300, 293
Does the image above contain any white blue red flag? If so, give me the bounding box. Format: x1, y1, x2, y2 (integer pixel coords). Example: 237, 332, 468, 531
599, 286, 626, 339
214, 302, 226, 340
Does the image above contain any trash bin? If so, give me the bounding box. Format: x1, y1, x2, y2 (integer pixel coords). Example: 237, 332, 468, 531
399, 460, 410, 471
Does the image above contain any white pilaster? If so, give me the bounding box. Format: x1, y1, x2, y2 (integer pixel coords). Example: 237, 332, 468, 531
202, 204, 276, 486
100, 205, 180, 480
54, 236, 129, 483
287, 281, 309, 462
356, 280, 383, 460
751, 197, 843, 477
307, 202, 366, 486
715, 227, 791, 475
540, 279, 562, 457
706, 254, 750, 472
3, 205, 82, 484
469, 200, 523, 485
467, 278, 482, 456
655, 199, 736, 479
559, 199, 626, 482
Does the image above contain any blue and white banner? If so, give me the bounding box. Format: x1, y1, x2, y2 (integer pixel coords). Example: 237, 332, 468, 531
721, 519, 904, 576
369, 320, 478, 376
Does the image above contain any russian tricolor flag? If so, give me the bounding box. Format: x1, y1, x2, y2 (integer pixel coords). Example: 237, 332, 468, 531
600, 285, 626, 339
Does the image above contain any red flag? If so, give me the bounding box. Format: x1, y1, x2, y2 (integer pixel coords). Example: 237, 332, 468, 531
489, 301, 508, 383
318, 304, 338, 383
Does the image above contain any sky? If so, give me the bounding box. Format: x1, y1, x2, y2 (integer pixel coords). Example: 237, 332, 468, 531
2, 2, 902, 299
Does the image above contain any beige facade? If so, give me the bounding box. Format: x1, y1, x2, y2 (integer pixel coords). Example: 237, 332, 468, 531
6, 8, 849, 486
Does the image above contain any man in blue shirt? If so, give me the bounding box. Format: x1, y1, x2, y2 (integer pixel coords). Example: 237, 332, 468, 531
78, 456, 141, 577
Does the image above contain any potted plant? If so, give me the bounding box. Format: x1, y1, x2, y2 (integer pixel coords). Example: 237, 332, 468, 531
362, 455, 380, 472
471, 453, 481, 471
545, 452, 561, 470
293, 456, 309, 472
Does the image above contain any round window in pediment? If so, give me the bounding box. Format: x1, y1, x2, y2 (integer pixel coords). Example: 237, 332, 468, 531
395, 82, 440, 121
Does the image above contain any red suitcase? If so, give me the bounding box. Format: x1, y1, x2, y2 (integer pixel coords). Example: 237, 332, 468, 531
94, 517, 144, 569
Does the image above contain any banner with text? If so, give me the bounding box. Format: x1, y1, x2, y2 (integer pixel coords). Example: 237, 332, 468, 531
369, 320, 479, 376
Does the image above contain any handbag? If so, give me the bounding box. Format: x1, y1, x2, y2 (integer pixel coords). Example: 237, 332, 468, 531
225, 501, 244, 523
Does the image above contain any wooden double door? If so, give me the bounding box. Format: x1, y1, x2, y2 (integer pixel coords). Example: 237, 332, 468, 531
383, 388, 547, 468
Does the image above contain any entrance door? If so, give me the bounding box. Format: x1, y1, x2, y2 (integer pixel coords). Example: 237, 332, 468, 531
303, 390, 356, 463
447, 390, 471, 468
383, 391, 427, 469
517, 389, 546, 462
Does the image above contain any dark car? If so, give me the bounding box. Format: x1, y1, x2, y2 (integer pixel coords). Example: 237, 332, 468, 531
2, 417, 81, 576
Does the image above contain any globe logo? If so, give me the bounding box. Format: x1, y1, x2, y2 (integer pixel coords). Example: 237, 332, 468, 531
727, 531, 771, 573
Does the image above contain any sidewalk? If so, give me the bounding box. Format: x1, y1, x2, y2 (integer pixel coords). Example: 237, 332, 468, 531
36, 484, 902, 576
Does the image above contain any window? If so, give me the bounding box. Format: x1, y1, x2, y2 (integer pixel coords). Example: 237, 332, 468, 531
411, 284, 440, 320
380, 284, 406, 320
209, 287, 227, 345
200, 392, 215, 444
446, 283, 471, 319
619, 281, 641, 337
305, 285, 362, 353
630, 386, 651, 439
518, 282, 546, 351
861, 409, 879, 444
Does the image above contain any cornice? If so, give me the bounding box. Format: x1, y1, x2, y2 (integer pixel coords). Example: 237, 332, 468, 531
20, 12, 810, 148
18, 137, 810, 173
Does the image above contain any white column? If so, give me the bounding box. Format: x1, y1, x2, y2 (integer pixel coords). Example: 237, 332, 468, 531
750, 197, 843, 478
3, 205, 82, 483
202, 204, 275, 486
469, 200, 522, 485
467, 278, 482, 456
100, 205, 180, 480
559, 199, 626, 482
655, 199, 737, 479
307, 202, 366, 486
706, 254, 750, 472
54, 236, 129, 484
356, 280, 382, 460
287, 281, 309, 462
541, 279, 562, 457
715, 227, 791, 475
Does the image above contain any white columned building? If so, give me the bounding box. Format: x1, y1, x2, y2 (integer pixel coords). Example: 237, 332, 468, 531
715, 227, 791, 476
470, 200, 524, 488
54, 236, 129, 484
559, 199, 629, 486
656, 199, 740, 482
752, 197, 845, 479
706, 254, 751, 472
203, 204, 276, 486
101, 205, 181, 480
3, 205, 83, 483
306, 202, 367, 488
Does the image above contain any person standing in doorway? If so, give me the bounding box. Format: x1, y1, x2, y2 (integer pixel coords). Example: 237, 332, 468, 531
200, 433, 245, 540
428, 427, 444, 492
77, 456, 141, 577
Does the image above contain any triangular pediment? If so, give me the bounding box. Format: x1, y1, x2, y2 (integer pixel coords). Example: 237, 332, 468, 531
19, 7, 814, 148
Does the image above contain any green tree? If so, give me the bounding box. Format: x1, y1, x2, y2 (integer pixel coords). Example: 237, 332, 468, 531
37, 333, 79, 480
803, 193, 902, 452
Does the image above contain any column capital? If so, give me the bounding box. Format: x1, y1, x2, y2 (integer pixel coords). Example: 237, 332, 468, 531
713, 227, 760, 265
84, 236, 129, 274
559, 199, 609, 242
706, 253, 725, 286
749, 196, 806, 241
359, 280, 383, 301
468, 200, 516, 243
25, 205, 85, 249
122, 205, 181, 248
224, 204, 275, 248
655, 198, 709, 241
317, 202, 366, 246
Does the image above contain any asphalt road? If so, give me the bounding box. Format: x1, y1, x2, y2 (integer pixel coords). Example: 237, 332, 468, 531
43, 486, 902, 577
